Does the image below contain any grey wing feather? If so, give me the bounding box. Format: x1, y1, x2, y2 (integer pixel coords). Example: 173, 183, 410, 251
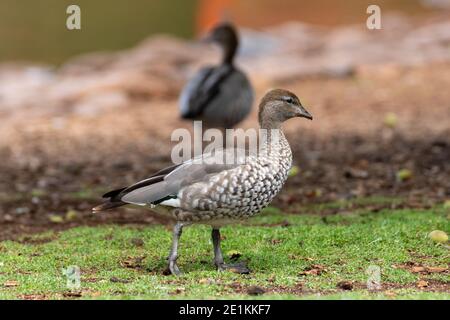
121, 181, 171, 205
119, 148, 247, 206
179, 65, 233, 118
200, 69, 254, 127
179, 67, 213, 117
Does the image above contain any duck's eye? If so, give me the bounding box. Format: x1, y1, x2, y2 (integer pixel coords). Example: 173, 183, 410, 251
282, 96, 295, 104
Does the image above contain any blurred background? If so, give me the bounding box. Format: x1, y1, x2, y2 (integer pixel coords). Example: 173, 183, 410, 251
0, 0, 447, 64
0, 0, 449, 239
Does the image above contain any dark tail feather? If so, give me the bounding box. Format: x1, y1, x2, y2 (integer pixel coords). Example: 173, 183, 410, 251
92, 201, 125, 213
102, 187, 126, 198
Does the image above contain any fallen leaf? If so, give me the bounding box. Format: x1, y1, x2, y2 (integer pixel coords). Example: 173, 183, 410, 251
288, 166, 299, 177
65, 209, 79, 221
198, 278, 214, 285
426, 267, 447, 273
396, 169, 413, 182
89, 291, 102, 297
130, 238, 144, 247
226, 250, 242, 261
384, 290, 397, 298
384, 112, 398, 128
299, 264, 326, 276
267, 274, 276, 283
3, 280, 18, 287
31, 189, 46, 197
411, 266, 426, 273
19, 294, 47, 300
337, 281, 353, 290
48, 215, 64, 223
62, 291, 82, 298
409, 265, 447, 273
305, 189, 323, 198
120, 256, 145, 269
247, 285, 265, 296
270, 239, 283, 245
170, 287, 185, 295
443, 200, 450, 210
279, 220, 291, 227
110, 277, 131, 284
416, 280, 429, 288
344, 168, 369, 179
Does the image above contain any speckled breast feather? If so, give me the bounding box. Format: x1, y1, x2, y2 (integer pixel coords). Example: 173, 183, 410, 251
172, 131, 292, 224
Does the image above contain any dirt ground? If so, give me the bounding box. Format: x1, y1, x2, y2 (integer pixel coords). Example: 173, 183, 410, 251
0, 59, 449, 240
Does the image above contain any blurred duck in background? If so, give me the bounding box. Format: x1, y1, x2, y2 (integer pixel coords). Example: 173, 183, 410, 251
179, 22, 254, 129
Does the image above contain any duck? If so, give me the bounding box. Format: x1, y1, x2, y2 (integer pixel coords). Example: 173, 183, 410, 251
94, 89, 312, 275
179, 22, 254, 129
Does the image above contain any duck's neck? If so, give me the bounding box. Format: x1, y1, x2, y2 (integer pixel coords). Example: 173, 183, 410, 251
259, 118, 282, 131
259, 127, 289, 155
221, 37, 238, 65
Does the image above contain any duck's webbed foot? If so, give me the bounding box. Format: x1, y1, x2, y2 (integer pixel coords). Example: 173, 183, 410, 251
216, 261, 251, 274
169, 260, 181, 276
211, 228, 251, 274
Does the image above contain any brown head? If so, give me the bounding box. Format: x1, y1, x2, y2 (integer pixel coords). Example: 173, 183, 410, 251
258, 89, 313, 129
203, 22, 239, 65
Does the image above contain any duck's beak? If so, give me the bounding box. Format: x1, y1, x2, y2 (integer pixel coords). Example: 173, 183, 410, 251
296, 105, 313, 120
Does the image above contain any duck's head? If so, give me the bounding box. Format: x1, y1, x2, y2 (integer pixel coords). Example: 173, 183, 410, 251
203, 23, 238, 64
258, 89, 313, 129
204, 23, 238, 46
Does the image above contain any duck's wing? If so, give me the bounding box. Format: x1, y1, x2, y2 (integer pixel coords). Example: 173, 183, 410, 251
201, 69, 254, 127
95, 148, 247, 210
179, 65, 234, 119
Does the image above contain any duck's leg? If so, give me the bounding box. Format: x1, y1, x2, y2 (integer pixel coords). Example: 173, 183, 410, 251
168, 222, 184, 276
211, 228, 250, 274
211, 228, 224, 266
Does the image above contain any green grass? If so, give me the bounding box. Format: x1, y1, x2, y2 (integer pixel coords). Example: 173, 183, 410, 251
0, 204, 448, 300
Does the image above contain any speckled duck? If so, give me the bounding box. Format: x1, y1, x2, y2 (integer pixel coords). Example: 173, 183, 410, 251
179, 22, 254, 129
94, 89, 312, 275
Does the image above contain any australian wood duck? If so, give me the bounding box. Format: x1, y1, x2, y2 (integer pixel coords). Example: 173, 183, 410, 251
94, 89, 312, 275
179, 23, 254, 129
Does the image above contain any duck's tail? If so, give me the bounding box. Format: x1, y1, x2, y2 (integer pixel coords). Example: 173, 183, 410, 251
92, 201, 126, 213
